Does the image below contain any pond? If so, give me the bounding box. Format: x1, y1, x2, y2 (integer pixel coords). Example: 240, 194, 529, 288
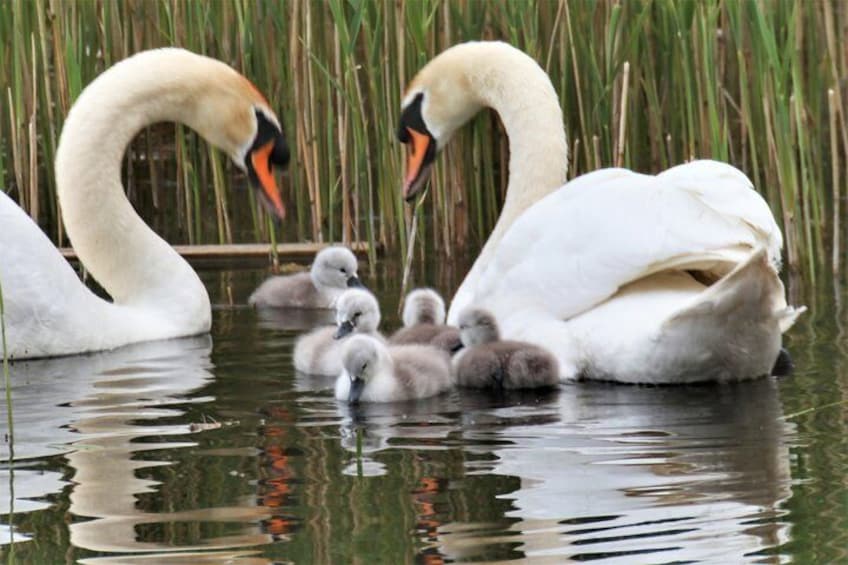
0, 256, 845, 563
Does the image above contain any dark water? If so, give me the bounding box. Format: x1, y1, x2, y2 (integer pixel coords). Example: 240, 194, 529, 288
0, 258, 845, 564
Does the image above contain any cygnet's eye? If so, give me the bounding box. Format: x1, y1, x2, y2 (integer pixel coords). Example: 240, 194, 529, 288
361, 362, 368, 372
339, 267, 347, 274
353, 311, 362, 320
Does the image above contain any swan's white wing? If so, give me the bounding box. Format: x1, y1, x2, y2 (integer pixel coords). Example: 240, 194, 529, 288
657, 160, 782, 264
472, 161, 781, 324
0, 190, 99, 357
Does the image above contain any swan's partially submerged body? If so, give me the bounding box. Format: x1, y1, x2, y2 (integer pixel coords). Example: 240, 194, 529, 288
397, 41, 804, 384
1, 190, 159, 358
1, 48, 288, 360
463, 161, 803, 382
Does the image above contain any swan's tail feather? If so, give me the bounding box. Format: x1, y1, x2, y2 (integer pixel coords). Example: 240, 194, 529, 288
665, 246, 791, 326
777, 304, 806, 333
656, 246, 804, 381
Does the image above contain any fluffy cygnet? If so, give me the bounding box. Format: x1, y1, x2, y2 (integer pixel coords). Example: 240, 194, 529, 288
335, 334, 452, 404
453, 308, 559, 389
389, 288, 462, 354
249, 246, 362, 308
293, 288, 382, 376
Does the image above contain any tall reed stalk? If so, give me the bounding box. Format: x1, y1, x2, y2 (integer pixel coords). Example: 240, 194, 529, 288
0, 1, 845, 278
0, 278, 14, 556
0, 278, 10, 442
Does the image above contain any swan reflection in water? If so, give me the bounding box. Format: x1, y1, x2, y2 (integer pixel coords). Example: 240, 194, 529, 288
0, 336, 277, 562
455, 380, 794, 562
334, 380, 793, 563
1, 330, 796, 562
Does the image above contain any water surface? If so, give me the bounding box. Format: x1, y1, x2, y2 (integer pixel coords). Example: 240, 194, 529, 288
1, 259, 845, 563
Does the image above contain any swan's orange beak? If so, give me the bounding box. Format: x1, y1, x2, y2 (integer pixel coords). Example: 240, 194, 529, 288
250, 139, 286, 219
403, 128, 435, 202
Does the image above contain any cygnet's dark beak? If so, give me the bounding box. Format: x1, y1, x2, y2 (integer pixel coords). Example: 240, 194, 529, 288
348, 377, 365, 404
347, 276, 364, 289
334, 320, 355, 339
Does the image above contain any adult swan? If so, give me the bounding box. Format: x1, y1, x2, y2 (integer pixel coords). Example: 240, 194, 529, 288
397, 41, 804, 384
0, 48, 289, 360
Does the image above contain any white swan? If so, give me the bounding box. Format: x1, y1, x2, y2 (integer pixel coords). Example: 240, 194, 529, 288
0, 48, 289, 360
397, 41, 804, 383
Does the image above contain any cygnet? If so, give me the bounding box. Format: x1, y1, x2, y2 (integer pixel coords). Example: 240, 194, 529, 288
389, 288, 462, 354
335, 334, 452, 404
453, 308, 559, 389
293, 288, 382, 376
249, 246, 362, 308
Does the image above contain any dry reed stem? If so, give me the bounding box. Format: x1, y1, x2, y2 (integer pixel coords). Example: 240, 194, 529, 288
830, 89, 841, 274
615, 61, 630, 168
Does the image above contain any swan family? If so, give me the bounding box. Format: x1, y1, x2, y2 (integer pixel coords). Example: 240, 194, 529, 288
1, 41, 803, 388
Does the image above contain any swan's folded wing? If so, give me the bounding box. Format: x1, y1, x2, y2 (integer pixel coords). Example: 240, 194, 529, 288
657, 160, 782, 266
473, 161, 782, 323
0, 190, 95, 357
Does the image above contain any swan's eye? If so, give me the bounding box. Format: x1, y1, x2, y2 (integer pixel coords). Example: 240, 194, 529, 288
361, 362, 368, 372
339, 267, 346, 274
397, 92, 426, 142
353, 311, 362, 320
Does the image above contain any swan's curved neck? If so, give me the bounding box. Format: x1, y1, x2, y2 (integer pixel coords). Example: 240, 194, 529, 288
55, 52, 216, 331
462, 45, 568, 280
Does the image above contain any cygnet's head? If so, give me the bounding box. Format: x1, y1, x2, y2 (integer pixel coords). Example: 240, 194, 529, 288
311, 246, 362, 290
341, 335, 386, 404
457, 308, 500, 347
334, 288, 381, 339
402, 288, 446, 327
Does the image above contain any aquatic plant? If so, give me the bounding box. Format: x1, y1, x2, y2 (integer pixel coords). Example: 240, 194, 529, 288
0, 0, 845, 278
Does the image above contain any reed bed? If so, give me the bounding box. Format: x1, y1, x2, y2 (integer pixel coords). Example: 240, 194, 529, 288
0, 0, 846, 277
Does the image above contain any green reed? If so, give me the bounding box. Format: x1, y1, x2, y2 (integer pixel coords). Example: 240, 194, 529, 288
0, 0, 846, 277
